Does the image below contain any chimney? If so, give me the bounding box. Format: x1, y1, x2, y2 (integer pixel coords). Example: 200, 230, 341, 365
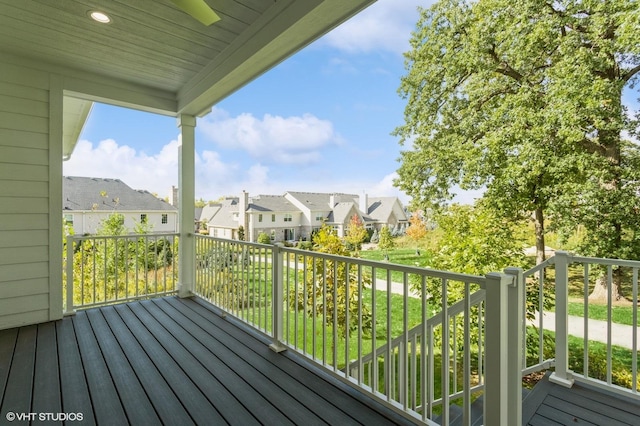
329, 193, 340, 207
169, 186, 178, 207
238, 190, 249, 239
359, 192, 368, 214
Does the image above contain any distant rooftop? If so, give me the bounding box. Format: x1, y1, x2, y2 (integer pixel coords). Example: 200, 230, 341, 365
63, 176, 176, 212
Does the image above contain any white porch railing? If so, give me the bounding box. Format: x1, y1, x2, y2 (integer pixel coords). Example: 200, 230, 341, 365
522, 251, 640, 396
67, 234, 640, 424
193, 236, 522, 425
64, 233, 179, 313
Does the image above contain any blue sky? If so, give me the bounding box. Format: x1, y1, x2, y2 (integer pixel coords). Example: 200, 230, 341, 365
64, 0, 432, 203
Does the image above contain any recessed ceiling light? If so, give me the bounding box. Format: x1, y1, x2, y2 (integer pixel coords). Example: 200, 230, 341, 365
89, 11, 111, 24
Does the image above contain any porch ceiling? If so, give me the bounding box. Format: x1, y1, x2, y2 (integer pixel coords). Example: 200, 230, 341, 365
0, 0, 375, 153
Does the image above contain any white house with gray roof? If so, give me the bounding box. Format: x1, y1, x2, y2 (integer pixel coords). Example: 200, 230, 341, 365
204, 190, 408, 243
63, 176, 178, 235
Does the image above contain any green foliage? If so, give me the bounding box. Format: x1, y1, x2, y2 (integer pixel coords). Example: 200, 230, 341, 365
97, 212, 126, 236
394, 0, 640, 269
257, 232, 271, 244
430, 203, 527, 276
344, 214, 368, 253
67, 213, 178, 308
290, 223, 372, 338
378, 226, 395, 257
238, 225, 245, 241
405, 212, 428, 247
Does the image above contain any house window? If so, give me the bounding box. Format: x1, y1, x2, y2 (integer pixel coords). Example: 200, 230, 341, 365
284, 214, 292, 222
140, 214, 147, 223
315, 213, 324, 221
272, 214, 276, 222
284, 228, 295, 240
64, 214, 73, 225
161, 214, 168, 224
258, 214, 263, 222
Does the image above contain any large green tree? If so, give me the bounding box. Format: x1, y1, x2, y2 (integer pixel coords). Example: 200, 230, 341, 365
395, 0, 639, 299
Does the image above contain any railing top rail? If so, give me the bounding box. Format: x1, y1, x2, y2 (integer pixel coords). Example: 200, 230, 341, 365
68, 232, 180, 241
280, 245, 486, 284
194, 234, 274, 250
569, 254, 640, 268
523, 256, 556, 276
525, 253, 640, 271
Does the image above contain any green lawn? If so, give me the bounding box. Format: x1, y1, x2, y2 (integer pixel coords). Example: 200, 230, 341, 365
567, 301, 639, 326
359, 248, 433, 282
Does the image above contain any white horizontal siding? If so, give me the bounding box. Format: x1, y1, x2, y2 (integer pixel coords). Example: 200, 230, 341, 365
0, 60, 52, 330
0, 246, 48, 266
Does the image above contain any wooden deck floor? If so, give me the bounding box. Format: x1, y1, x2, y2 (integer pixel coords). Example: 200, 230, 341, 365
0, 296, 416, 425
523, 372, 640, 426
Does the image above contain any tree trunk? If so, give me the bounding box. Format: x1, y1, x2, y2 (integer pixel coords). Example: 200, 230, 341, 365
588, 274, 624, 303
534, 207, 546, 265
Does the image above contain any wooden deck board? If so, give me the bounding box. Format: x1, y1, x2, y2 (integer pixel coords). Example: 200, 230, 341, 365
85, 308, 161, 425
157, 297, 361, 425
139, 299, 308, 425
182, 296, 405, 426
99, 306, 195, 425
1, 325, 36, 417
523, 372, 640, 426
0, 296, 417, 426
0, 328, 17, 403
55, 318, 96, 424
32, 322, 62, 422
188, 298, 410, 425
112, 303, 228, 425
72, 312, 129, 424
124, 302, 262, 426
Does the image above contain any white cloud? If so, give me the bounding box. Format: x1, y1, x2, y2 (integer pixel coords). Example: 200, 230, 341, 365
321, 0, 431, 55
63, 139, 179, 198
370, 172, 410, 203
199, 108, 340, 164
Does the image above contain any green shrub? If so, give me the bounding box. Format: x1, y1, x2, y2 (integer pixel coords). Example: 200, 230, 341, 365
257, 232, 271, 244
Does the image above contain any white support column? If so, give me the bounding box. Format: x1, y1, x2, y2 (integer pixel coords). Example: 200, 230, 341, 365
270, 243, 287, 352
505, 267, 524, 426
549, 251, 575, 387
178, 114, 196, 298
483, 272, 516, 426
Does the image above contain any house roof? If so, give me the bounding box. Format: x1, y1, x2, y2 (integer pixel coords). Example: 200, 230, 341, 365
327, 201, 359, 224
207, 195, 298, 228
207, 198, 239, 229
248, 195, 296, 213
205, 191, 407, 228
0, 0, 376, 158
199, 202, 222, 223
63, 176, 176, 212
367, 197, 407, 222
286, 192, 358, 211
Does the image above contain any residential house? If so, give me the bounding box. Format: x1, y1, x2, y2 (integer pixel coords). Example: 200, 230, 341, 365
205, 190, 408, 242
206, 192, 301, 242
63, 176, 178, 235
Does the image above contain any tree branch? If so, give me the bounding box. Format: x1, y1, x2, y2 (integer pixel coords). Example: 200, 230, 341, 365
622, 63, 640, 85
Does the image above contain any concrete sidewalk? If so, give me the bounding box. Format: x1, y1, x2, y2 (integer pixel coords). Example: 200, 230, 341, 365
532, 311, 640, 350
378, 277, 640, 350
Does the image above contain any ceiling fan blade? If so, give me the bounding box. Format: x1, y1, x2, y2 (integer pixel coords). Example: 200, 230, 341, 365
170, 0, 221, 25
